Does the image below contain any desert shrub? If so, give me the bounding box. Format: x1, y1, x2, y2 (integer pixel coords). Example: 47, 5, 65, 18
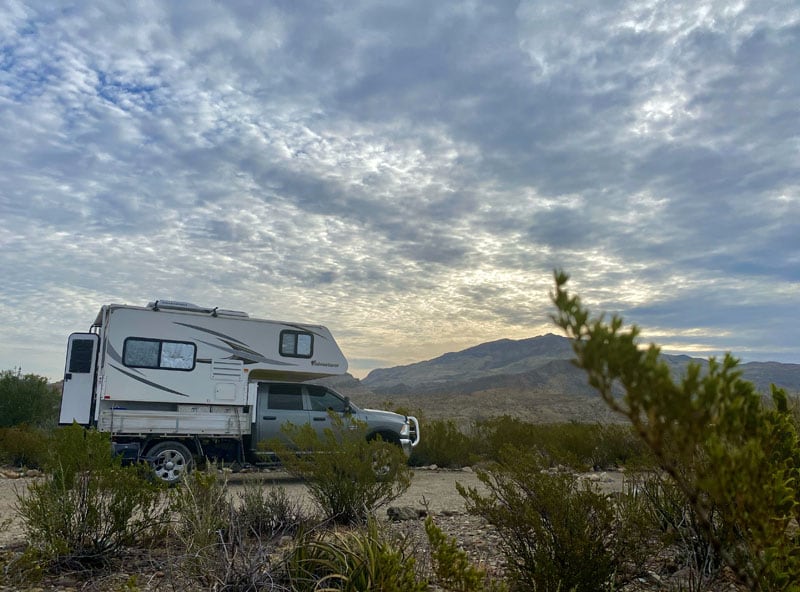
627, 470, 722, 591
0, 369, 60, 428
410, 418, 474, 468
234, 479, 311, 540
553, 270, 800, 590
457, 447, 622, 592
13, 424, 167, 570
472, 416, 534, 462
473, 417, 578, 466
424, 515, 507, 592
285, 518, 426, 592
593, 422, 652, 468
271, 413, 412, 524
473, 417, 646, 470
169, 468, 305, 590
169, 466, 231, 583
0, 424, 49, 468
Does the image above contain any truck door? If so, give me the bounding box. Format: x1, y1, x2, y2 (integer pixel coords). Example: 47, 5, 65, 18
254, 383, 310, 451
307, 385, 351, 438
59, 333, 99, 425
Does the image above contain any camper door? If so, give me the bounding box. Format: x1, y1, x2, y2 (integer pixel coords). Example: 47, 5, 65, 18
60, 333, 99, 425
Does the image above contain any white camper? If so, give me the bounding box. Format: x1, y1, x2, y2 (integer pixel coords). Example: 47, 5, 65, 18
60, 300, 419, 482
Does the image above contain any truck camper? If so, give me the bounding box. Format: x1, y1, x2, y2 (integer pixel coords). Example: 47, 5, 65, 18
59, 300, 419, 483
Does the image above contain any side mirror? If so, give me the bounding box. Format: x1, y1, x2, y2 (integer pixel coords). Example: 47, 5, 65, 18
343, 396, 352, 414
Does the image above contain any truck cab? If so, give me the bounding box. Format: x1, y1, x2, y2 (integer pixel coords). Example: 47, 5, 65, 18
253, 381, 420, 457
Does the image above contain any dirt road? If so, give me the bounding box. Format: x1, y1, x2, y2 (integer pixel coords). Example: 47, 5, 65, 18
0, 468, 489, 547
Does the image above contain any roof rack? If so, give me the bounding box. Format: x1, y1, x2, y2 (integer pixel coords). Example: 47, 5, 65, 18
147, 300, 249, 318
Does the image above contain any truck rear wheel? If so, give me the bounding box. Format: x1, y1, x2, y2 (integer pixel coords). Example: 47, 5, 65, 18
148, 441, 193, 484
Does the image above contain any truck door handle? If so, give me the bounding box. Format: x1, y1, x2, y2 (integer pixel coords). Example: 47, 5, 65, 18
313, 417, 326, 422
262, 416, 277, 421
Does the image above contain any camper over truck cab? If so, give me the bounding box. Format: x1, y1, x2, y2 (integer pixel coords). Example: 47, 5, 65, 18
60, 300, 420, 483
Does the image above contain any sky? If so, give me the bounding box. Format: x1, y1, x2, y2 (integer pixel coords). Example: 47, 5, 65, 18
1, 1, 798, 382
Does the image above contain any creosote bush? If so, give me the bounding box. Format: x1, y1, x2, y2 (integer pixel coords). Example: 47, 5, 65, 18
13, 424, 168, 571
425, 515, 507, 592
626, 469, 722, 591
0, 424, 49, 468
553, 270, 800, 591
473, 417, 647, 470
409, 415, 647, 472
409, 418, 475, 468
270, 413, 412, 524
457, 447, 637, 592
168, 467, 230, 584
0, 369, 60, 428
168, 467, 316, 590
234, 477, 310, 540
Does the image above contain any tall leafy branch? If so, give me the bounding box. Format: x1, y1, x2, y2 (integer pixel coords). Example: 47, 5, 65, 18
551, 270, 800, 591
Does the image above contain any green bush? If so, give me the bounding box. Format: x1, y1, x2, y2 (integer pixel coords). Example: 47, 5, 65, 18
410, 418, 475, 468
234, 478, 310, 540
0, 369, 60, 428
285, 518, 427, 592
167, 469, 317, 590
473, 417, 647, 470
626, 470, 722, 590
14, 424, 168, 570
169, 467, 231, 584
0, 425, 49, 468
425, 516, 507, 592
457, 447, 622, 592
593, 422, 652, 468
553, 270, 800, 590
271, 413, 412, 525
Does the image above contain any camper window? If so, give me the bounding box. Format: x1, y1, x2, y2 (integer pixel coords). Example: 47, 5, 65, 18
279, 330, 314, 358
123, 338, 196, 370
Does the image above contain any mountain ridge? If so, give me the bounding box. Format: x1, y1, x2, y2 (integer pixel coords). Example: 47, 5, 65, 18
317, 334, 800, 424
357, 334, 800, 396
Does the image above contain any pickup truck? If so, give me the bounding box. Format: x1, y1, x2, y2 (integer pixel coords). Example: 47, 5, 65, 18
148, 381, 420, 483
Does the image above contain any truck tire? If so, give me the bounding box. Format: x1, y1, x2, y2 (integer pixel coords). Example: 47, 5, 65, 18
148, 441, 193, 485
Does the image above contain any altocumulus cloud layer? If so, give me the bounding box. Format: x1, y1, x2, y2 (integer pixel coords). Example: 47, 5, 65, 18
1, 1, 798, 379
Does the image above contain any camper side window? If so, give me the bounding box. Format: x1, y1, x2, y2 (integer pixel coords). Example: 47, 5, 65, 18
279, 330, 314, 358
123, 338, 196, 370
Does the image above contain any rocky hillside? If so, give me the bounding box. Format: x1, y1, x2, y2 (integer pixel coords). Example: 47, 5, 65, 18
321, 334, 800, 424
359, 333, 800, 396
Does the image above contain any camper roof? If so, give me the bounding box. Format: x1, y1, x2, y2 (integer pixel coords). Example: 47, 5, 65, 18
146, 300, 249, 318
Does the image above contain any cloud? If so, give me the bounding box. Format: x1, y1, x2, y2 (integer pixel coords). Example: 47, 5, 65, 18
1, 0, 798, 380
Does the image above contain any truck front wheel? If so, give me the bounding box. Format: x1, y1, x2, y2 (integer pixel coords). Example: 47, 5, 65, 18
148, 441, 193, 484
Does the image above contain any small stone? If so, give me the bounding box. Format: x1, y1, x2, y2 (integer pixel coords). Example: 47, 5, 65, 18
461, 466, 473, 472
387, 506, 423, 521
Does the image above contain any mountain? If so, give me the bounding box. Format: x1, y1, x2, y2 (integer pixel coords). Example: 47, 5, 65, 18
320, 335, 800, 424
362, 333, 575, 393
359, 334, 800, 397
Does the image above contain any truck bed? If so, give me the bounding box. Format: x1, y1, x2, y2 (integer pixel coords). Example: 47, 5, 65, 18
98, 406, 251, 437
